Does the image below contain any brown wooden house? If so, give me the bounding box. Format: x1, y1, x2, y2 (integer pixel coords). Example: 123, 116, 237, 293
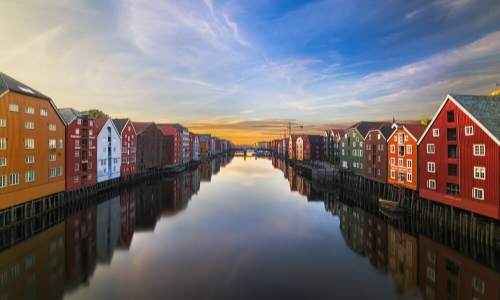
0, 73, 66, 209
364, 124, 395, 184
133, 122, 166, 173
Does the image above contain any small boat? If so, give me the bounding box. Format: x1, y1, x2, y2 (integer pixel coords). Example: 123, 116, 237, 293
378, 198, 409, 213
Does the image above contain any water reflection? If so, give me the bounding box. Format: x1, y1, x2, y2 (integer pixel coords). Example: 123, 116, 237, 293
0, 156, 499, 299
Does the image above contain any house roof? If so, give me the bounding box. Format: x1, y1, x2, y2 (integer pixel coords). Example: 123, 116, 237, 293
112, 119, 130, 133
132, 122, 154, 134
418, 94, 500, 145
157, 123, 187, 132
58, 108, 81, 125
198, 134, 211, 142
347, 121, 392, 137
0, 72, 51, 101
94, 118, 108, 130
307, 135, 323, 144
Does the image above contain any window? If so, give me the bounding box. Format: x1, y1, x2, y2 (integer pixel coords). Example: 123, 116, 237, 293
49, 139, 56, 149
24, 121, 34, 129
360, 150, 363, 156
427, 267, 435, 282
473, 188, 484, 200
407, 159, 412, 168
446, 183, 460, 195
432, 129, 439, 137
448, 164, 457, 176
40, 108, 48, 116
474, 144, 485, 156
74, 176, 79, 183
398, 172, 404, 183
473, 276, 485, 294
26, 255, 36, 269
447, 145, 457, 159
75, 151, 79, 157
465, 126, 473, 136
447, 279, 458, 296
59, 140, 63, 148
25, 138, 35, 149
360, 142, 363, 147
48, 124, 56, 131
0, 158, 5, 166
426, 286, 435, 300
122, 157, 128, 163
427, 251, 436, 263
88, 162, 92, 169
428, 162, 435, 172
0, 119, 5, 127
377, 169, 380, 175
89, 150, 92, 156
75, 128, 80, 135
122, 147, 127, 153
447, 128, 457, 141
0, 175, 6, 188
25, 156, 35, 164
49, 154, 56, 161
398, 158, 403, 166
58, 167, 63, 176
377, 155, 381, 162
406, 145, 412, 154
75, 140, 80, 147
9, 173, 19, 186
25, 171, 35, 182
74, 163, 79, 171
407, 173, 412, 182
89, 120, 93, 126
9, 103, 19, 112
390, 145, 395, 153
0, 138, 5, 150
89, 140, 93, 147
89, 129, 93, 135
446, 259, 460, 276
88, 174, 92, 180
447, 111, 454, 122
398, 145, 404, 156
25, 106, 35, 114
428, 180, 436, 189
49, 168, 56, 178
391, 170, 395, 179
114, 158, 118, 164
10, 264, 19, 280
103, 148, 106, 153
130, 156, 136, 162
427, 144, 435, 153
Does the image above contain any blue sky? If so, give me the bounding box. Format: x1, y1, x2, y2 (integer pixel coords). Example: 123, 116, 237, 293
1, 0, 500, 143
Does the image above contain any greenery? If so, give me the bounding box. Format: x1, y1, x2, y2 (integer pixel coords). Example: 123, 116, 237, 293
420, 117, 432, 126
81, 109, 109, 119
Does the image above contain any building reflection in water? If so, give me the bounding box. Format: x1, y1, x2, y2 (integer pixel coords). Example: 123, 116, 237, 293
365, 212, 388, 272
339, 202, 366, 255
387, 224, 418, 295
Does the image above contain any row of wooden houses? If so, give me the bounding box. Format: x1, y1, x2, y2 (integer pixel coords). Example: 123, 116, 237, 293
0, 72, 233, 210
269, 92, 500, 221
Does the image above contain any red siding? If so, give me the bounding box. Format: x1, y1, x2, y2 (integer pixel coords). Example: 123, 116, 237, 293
119, 120, 137, 177
364, 130, 388, 184
419, 98, 500, 219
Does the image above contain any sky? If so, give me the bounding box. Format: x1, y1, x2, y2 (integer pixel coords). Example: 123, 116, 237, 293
1, 0, 500, 144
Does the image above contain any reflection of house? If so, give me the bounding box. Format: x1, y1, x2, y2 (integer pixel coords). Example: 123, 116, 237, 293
288, 166, 297, 192
364, 212, 388, 272
135, 181, 163, 232
200, 161, 212, 181
387, 224, 418, 294
0, 222, 65, 300
118, 190, 136, 249
339, 202, 365, 254
96, 196, 121, 262
419, 235, 500, 300
212, 157, 221, 176
296, 175, 323, 201
65, 207, 97, 289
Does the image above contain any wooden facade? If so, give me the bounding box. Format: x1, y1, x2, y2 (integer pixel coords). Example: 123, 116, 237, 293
364, 212, 388, 271
94, 118, 121, 183
387, 225, 418, 294
418, 94, 500, 220
112, 118, 137, 177
157, 125, 181, 165
0, 73, 66, 209
133, 122, 166, 173
307, 135, 324, 161
364, 125, 394, 184
59, 109, 98, 191
387, 124, 426, 190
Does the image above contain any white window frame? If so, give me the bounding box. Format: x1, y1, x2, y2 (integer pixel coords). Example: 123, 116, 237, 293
59, 140, 63, 148
25, 156, 35, 164
407, 173, 412, 182
25, 106, 35, 114
49, 154, 56, 161
9, 103, 19, 112
0, 138, 6, 150
406, 145, 412, 154
40, 108, 48, 116
432, 129, 439, 137
48, 139, 56, 149
24, 121, 34, 129
474, 144, 485, 156
0, 118, 5, 127
25, 138, 35, 149
472, 188, 484, 200
474, 167, 485, 180
427, 144, 435, 153
390, 145, 395, 153
58, 167, 63, 176
49, 168, 56, 178
465, 126, 473, 136
427, 267, 435, 282
428, 180, 436, 189
9, 173, 19, 186
0, 175, 6, 188
0, 158, 6, 167
390, 170, 395, 179
407, 159, 412, 169
398, 158, 403, 167
25, 171, 35, 182
48, 124, 56, 131
428, 162, 435, 172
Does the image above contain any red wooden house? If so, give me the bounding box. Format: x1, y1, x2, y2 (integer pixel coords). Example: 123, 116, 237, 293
418, 94, 500, 220
364, 124, 394, 184
306, 135, 324, 161
157, 125, 181, 166
112, 118, 137, 176
59, 108, 98, 191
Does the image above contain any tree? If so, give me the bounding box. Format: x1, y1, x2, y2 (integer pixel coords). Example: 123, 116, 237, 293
420, 117, 432, 126
81, 109, 109, 119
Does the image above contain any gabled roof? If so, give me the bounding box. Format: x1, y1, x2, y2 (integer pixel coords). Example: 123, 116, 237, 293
0, 72, 51, 101
112, 119, 129, 133
94, 117, 120, 136
132, 122, 154, 134
157, 123, 187, 132
418, 94, 500, 145
58, 108, 81, 125
347, 121, 392, 138
366, 124, 395, 140
198, 134, 211, 142
307, 135, 323, 144
389, 123, 427, 142
331, 129, 345, 136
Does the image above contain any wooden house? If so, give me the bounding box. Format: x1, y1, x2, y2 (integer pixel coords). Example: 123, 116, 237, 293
0, 73, 66, 209
199, 134, 211, 158
94, 118, 121, 183
364, 124, 394, 184
387, 225, 418, 294
339, 122, 391, 176
364, 212, 388, 272
59, 108, 98, 191
324, 129, 344, 162
157, 124, 181, 166
418, 94, 500, 220
387, 124, 426, 190
112, 118, 137, 177
158, 124, 189, 164
133, 122, 166, 173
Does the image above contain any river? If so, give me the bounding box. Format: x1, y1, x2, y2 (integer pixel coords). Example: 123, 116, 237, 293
0, 156, 498, 299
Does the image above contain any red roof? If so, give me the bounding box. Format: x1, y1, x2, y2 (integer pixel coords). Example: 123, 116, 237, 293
403, 124, 427, 140
94, 118, 110, 134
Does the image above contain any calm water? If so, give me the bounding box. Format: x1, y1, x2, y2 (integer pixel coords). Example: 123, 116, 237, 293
0, 156, 499, 300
